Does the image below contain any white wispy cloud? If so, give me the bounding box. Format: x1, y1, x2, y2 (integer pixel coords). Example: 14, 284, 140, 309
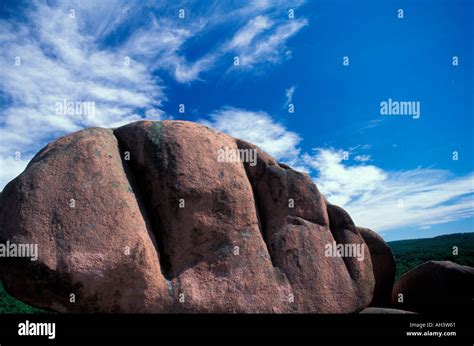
285, 85, 296, 105
227, 16, 273, 50
225, 17, 308, 68
241, 18, 307, 67
303, 149, 387, 207
304, 148, 474, 233
200, 107, 301, 162
0, 1, 166, 157
118, 1, 308, 82
354, 154, 372, 162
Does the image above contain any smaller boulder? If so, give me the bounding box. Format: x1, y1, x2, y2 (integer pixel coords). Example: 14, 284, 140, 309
391, 261, 474, 313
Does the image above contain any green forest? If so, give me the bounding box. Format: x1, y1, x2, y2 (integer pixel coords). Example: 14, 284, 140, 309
388, 232, 474, 280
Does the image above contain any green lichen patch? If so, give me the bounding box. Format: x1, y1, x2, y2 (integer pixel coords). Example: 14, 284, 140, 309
147, 121, 163, 147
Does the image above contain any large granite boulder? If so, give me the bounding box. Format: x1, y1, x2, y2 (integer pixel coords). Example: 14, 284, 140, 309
0, 120, 377, 313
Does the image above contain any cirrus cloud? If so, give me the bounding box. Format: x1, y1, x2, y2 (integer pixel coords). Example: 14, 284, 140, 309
200, 107, 302, 161
304, 148, 474, 233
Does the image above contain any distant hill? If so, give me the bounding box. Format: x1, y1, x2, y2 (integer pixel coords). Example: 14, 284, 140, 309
388, 233, 474, 280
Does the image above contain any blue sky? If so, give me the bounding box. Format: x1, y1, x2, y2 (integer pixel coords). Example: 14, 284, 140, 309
0, 0, 472, 241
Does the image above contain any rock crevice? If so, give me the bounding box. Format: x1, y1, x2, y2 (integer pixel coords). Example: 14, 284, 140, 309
113, 130, 172, 282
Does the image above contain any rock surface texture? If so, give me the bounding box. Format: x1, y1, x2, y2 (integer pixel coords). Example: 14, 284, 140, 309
0, 120, 384, 313
357, 227, 396, 307
391, 261, 474, 313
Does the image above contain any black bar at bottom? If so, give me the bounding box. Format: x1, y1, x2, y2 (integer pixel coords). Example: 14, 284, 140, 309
0, 312, 471, 345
